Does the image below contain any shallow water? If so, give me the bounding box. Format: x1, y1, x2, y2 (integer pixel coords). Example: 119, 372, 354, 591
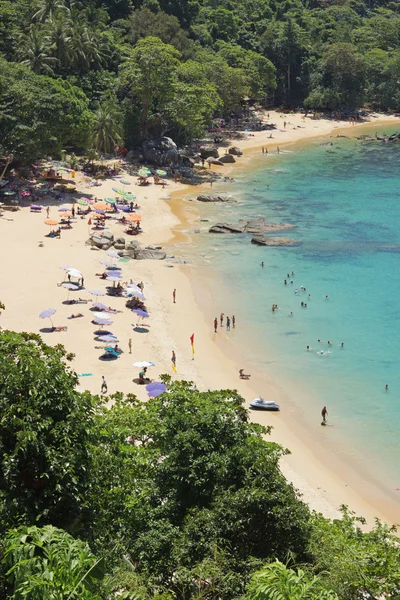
187, 128, 400, 491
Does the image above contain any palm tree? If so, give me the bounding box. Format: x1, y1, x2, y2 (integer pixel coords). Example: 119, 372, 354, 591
19, 26, 57, 75
33, 0, 67, 23
248, 561, 338, 600
45, 14, 72, 69
92, 103, 123, 154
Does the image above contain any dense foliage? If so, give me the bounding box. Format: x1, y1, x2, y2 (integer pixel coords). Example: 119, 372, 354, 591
1, 330, 400, 598
1, 0, 400, 161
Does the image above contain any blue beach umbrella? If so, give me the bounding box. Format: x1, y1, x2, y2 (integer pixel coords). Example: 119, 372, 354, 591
146, 382, 167, 397
93, 317, 113, 326
121, 180, 131, 185
101, 335, 119, 343
39, 308, 56, 326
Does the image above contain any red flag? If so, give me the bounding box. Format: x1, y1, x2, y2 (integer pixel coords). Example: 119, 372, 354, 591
190, 334, 194, 345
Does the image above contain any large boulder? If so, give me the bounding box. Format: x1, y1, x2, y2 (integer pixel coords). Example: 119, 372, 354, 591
142, 137, 179, 166
229, 146, 243, 156
242, 218, 296, 234
88, 231, 114, 250
197, 194, 233, 203
200, 146, 219, 159
207, 158, 224, 166
135, 248, 166, 260
209, 223, 244, 233
251, 236, 300, 246
220, 154, 236, 163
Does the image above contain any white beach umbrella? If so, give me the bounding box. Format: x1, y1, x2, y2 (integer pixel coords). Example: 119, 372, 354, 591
133, 361, 155, 368
68, 268, 83, 279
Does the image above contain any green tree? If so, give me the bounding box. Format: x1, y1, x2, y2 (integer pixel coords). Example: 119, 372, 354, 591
310, 508, 400, 599
0, 59, 93, 161
4, 525, 104, 599
92, 101, 123, 153
247, 560, 338, 600
0, 330, 97, 531
119, 36, 180, 135
18, 26, 56, 75
33, 0, 67, 23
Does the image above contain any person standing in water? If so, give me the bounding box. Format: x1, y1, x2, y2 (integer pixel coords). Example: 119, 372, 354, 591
226, 316, 231, 331
232, 315, 236, 328
261, 261, 264, 268
321, 406, 328, 423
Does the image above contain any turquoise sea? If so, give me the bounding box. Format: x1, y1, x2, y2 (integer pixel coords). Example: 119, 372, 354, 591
187, 126, 400, 493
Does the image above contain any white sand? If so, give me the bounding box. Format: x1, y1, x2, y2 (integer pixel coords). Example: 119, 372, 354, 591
1, 110, 400, 525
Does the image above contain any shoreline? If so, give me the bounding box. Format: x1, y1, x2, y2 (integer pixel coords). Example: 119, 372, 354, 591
166, 111, 400, 525
1, 111, 399, 526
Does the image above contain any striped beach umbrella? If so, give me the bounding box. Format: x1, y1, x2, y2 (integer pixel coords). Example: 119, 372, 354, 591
138, 169, 150, 178
156, 169, 167, 177
77, 198, 88, 206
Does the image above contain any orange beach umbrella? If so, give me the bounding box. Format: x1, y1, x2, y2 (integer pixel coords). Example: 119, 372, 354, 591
44, 219, 58, 226
126, 214, 141, 222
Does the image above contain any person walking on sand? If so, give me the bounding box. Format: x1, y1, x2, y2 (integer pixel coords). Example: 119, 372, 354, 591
226, 316, 231, 331
101, 375, 107, 394
172, 350, 176, 366
321, 406, 328, 423
214, 317, 218, 333
220, 312, 224, 327
46, 206, 50, 218
232, 315, 236, 328
128, 338, 132, 354
173, 288, 176, 303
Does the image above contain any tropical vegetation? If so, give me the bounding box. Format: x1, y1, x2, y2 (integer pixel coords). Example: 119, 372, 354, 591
1, 0, 400, 162
1, 329, 400, 598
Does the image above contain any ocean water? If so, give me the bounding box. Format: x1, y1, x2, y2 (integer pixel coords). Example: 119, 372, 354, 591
186, 128, 400, 491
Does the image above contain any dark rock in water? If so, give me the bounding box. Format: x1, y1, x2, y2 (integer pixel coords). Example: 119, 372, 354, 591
229, 146, 243, 156
319, 142, 333, 146
207, 158, 224, 166
220, 154, 236, 163
142, 137, 179, 166
251, 236, 299, 246
209, 223, 245, 233
336, 135, 348, 138
135, 249, 166, 260
200, 146, 219, 159
197, 194, 233, 203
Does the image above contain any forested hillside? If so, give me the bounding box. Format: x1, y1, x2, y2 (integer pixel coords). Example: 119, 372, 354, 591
1, 0, 400, 160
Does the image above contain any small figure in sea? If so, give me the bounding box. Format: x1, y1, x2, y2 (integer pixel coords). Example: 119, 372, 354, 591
291, 271, 295, 276
307, 345, 312, 351
214, 317, 218, 333
290, 280, 294, 285
287, 273, 290, 278
289, 312, 293, 317
327, 341, 332, 346
262, 146, 264, 154
339, 342, 344, 348
325, 295, 329, 300
321, 406, 328, 424
308, 294, 311, 299
226, 316, 231, 331
304, 303, 307, 307
385, 384, 389, 391
284, 279, 287, 285
265, 147, 268, 155
232, 315, 236, 328
301, 301, 304, 307
261, 261, 264, 268
277, 146, 280, 154
220, 312, 224, 327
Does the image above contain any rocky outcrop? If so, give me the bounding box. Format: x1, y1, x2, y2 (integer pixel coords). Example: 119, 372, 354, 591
197, 194, 233, 203
209, 223, 244, 233
209, 218, 295, 235
123, 240, 166, 260
220, 154, 236, 163
142, 137, 179, 166
207, 158, 224, 166
88, 231, 114, 250
251, 236, 299, 246
200, 146, 219, 159
229, 146, 243, 156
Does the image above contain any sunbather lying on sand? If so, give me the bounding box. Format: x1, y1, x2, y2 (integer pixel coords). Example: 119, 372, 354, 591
239, 369, 251, 380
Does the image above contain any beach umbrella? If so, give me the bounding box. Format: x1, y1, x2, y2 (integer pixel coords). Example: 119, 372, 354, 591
2, 190, 16, 196
107, 251, 120, 259
60, 265, 73, 270
146, 382, 167, 397
90, 290, 106, 298
44, 219, 58, 226
92, 311, 112, 319
126, 214, 141, 222
59, 207, 69, 212
61, 211, 72, 217
127, 284, 142, 294
62, 282, 79, 301
129, 291, 146, 302
156, 170, 167, 177
77, 198, 88, 206
104, 197, 117, 205
67, 268, 82, 279
124, 193, 136, 200
39, 308, 56, 326
92, 302, 107, 310
101, 335, 119, 343
100, 259, 118, 268
138, 169, 149, 178
133, 361, 155, 368
133, 309, 149, 319
112, 187, 120, 193
121, 180, 131, 185
93, 317, 113, 326
93, 202, 109, 211
106, 275, 121, 283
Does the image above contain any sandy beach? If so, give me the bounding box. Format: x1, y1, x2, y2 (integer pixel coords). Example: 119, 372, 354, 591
1, 109, 400, 526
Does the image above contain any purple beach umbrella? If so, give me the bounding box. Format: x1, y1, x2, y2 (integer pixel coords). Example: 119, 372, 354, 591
93, 317, 113, 326
92, 302, 108, 310
146, 382, 167, 397
89, 290, 106, 298
101, 335, 119, 343
133, 309, 149, 319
